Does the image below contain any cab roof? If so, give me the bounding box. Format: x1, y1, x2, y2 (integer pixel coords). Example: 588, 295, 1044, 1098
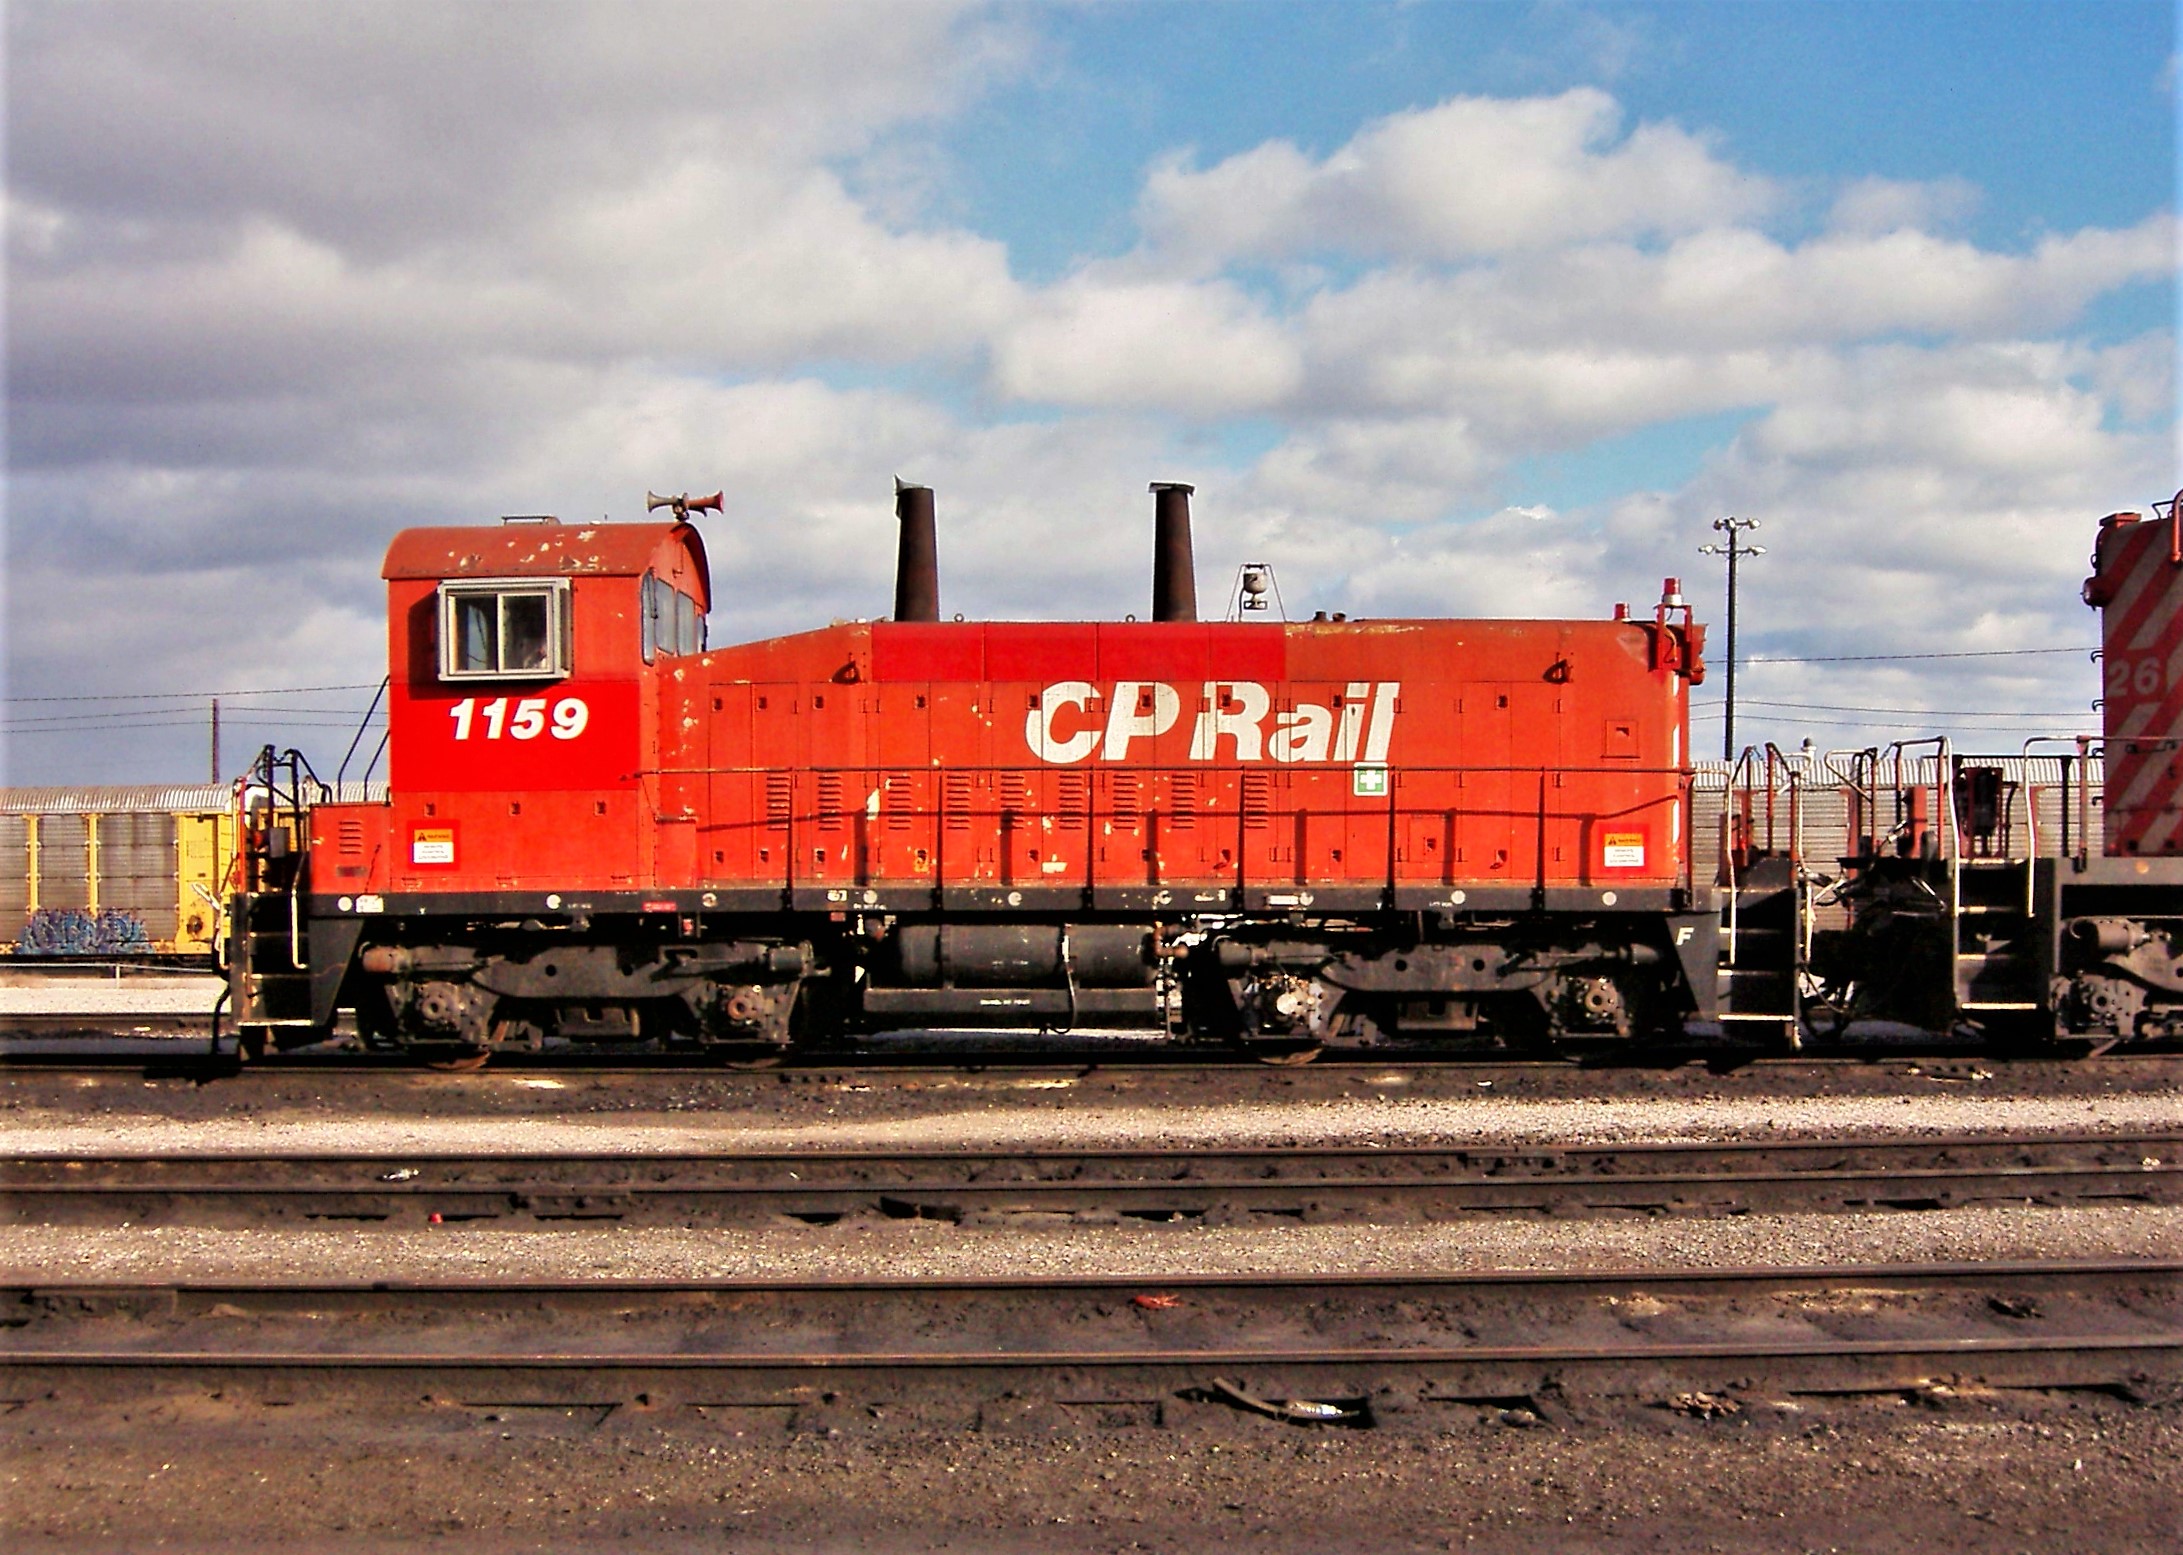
382, 520, 709, 609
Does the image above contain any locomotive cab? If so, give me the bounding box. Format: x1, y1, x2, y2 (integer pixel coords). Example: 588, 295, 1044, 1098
228, 516, 724, 1057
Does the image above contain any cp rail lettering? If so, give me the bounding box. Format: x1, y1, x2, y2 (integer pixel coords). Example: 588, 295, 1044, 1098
1025, 680, 1398, 765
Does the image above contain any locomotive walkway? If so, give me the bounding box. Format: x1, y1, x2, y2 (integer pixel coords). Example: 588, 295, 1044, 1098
7, 1132, 2178, 1228
5, 1261, 2175, 1414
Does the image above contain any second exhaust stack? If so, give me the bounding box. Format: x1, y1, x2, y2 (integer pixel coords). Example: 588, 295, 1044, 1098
1150, 481, 1197, 623
893, 479, 940, 623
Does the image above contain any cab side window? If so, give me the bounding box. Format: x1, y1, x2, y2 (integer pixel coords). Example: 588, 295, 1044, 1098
642, 571, 706, 663
439, 579, 571, 681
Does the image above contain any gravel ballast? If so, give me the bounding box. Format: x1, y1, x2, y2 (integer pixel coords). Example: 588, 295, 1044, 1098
6, 1203, 2175, 1285
4, 1085, 2178, 1156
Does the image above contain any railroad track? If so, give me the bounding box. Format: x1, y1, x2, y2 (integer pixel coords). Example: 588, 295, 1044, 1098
7, 1015, 2176, 1068
6, 1261, 2176, 1413
7, 1132, 2177, 1227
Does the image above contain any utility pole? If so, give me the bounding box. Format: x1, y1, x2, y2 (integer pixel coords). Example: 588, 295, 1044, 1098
1698, 517, 1764, 761
210, 698, 221, 783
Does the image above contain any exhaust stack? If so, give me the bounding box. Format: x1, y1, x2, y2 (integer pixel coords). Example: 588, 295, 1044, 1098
1150, 481, 1198, 623
892, 479, 940, 623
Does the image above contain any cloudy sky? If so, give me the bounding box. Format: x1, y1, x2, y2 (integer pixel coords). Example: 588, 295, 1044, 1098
5, 0, 2175, 785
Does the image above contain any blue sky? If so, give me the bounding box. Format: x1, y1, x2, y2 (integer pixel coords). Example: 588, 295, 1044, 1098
4, 0, 2177, 782
953, 3, 2172, 273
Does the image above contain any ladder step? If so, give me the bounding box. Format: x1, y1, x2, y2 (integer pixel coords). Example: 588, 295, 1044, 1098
1961, 1001, 2040, 1011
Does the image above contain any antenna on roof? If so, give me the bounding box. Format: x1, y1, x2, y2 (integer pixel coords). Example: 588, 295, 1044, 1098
646, 490, 724, 521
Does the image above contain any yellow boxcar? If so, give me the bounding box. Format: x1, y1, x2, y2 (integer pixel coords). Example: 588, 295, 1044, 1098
1, 787, 237, 957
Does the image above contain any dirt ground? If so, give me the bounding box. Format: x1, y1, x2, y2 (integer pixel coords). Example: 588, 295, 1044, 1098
3, 1384, 2176, 1553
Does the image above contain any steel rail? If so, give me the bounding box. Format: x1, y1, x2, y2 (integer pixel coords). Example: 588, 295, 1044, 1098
9, 1036, 2169, 1071
12, 1128, 2174, 1163
6, 1136, 2176, 1224
5, 1261, 2175, 1398
15, 1334, 2175, 1370
8, 1255, 2175, 1297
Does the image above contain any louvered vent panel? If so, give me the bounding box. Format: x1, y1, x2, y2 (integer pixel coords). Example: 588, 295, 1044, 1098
883, 775, 914, 831
1056, 772, 1089, 830
1110, 773, 1140, 831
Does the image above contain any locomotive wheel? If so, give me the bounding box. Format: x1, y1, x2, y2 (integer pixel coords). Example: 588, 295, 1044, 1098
424, 1045, 491, 1072
714, 1046, 788, 1070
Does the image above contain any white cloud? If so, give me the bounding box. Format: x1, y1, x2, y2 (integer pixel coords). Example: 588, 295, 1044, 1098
1828, 175, 1982, 235
1241, 417, 1497, 524
1140, 89, 1776, 266
990, 276, 1301, 414
2084, 332, 2177, 426
1271, 213, 2173, 446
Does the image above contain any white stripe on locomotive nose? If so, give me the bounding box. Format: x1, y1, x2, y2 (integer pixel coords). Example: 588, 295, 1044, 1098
2110, 725, 2183, 812
2131, 571, 2183, 652
2108, 645, 2183, 817
2103, 542, 2161, 641
2104, 529, 2172, 647
2130, 563, 2183, 650
2112, 730, 2183, 809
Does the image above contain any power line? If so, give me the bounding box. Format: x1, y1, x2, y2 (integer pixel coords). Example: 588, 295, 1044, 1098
1, 682, 382, 705
1740, 647, 2095, 664
1708, 697, 2087, 718
3, 717, 381, 736
4, 705, 383, 725
1692, 708, 2093, 730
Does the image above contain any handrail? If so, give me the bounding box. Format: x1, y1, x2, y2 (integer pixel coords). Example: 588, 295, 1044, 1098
2023, 734, 2102, 873
1719, 746, 1759, 963
236, 746, 328, 975
1758, 741, 1805, 865
335, 677, 390, 789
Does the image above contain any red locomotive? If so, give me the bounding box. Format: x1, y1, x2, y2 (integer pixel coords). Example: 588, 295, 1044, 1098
227, 483, 2181, 1060
230, 482, 1714, 1062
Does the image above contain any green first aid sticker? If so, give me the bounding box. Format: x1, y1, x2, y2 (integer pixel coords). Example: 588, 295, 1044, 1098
1352, 765, 1389, 798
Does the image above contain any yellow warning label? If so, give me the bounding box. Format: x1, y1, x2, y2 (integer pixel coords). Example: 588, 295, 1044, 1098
1602, 831, 1645, 869
411, 827, 455, 866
